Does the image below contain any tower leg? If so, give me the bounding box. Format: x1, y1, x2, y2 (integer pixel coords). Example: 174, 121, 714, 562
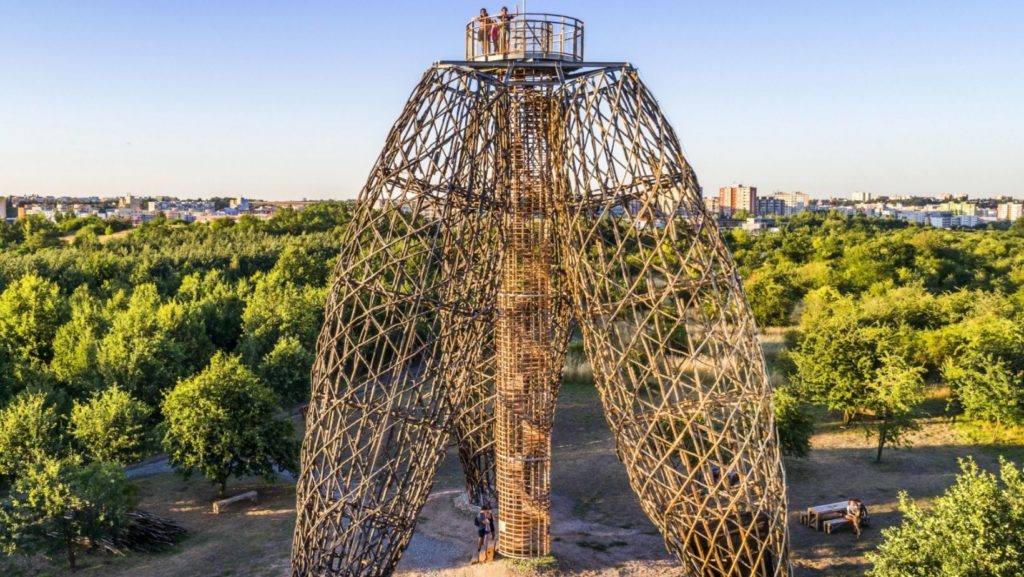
452, 350, 497, 507
290, 66, 507, 577
450, 288, 497, 507
554, 66, 791, 577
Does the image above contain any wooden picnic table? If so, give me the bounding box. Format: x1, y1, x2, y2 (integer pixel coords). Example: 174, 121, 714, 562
804, 501, 848, 531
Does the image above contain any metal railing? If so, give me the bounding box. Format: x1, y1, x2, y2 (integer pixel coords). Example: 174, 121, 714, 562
465, 13, 584, 62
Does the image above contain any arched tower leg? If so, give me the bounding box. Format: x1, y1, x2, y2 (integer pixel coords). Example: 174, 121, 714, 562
290, 66, 508, 577
553, 66, 791, 577
451, 341, 497, 507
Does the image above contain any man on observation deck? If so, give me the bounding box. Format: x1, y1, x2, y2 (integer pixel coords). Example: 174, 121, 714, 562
497, 6, 514, 54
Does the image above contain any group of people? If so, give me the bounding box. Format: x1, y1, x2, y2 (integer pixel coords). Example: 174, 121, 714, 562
475, 7, 515, 56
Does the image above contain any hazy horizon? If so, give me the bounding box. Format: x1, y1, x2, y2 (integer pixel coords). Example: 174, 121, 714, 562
2, 1, 1022, 201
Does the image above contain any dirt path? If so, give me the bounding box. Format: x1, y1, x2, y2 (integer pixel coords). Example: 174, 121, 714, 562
125, 455, 296, 483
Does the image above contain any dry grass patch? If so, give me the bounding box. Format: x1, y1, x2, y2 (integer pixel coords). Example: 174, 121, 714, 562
0, 473, 295, 577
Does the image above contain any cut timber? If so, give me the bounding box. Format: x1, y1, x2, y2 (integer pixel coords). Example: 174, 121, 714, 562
212, 490, 257, 514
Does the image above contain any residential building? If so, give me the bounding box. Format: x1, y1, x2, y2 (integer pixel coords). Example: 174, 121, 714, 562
703, 196, 721, 215
719, 184, 756, 216
938, 200, 977, 216
851, 191, 873, 202
954, 215, 979, 227
755, 196, 786, 216
928, 213, 953, 229
773, 191, 810, 214
119, 195, 142, 210
996, 202, 1024, 221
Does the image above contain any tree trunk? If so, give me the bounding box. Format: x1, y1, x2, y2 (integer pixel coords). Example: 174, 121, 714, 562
67, 537, 77, 572
219, 479, 227, 497
875, 419, 887, 463
842, 410, 853, 426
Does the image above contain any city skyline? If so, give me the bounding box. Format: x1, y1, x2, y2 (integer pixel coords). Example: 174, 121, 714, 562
2, 1, 1023, 200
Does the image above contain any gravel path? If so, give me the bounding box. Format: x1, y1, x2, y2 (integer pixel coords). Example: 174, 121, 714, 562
125, 455, 296, 483
125, 457, 174, 478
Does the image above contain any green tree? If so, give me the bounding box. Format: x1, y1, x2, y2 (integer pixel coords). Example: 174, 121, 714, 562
944, 352, 1024, 426
863, 355, 926, 462
744, 266, 800, 326
258, 336, 315, 404
238, 273, 325, 364
867, 458, 1024, 577
71, 226, 101, 249
790, 297, 875, 422
791, 288, 921, 423
15, 214, 62, 252
176, 270, 248, 350
0, 392, 64, 486
773, 385, 814, 458
50, 288, 107, 396
0, 456, 137, 572
161, 352, 298, 496
97, 284, 172, 404
156, 298, 215, 378
0, 273, 68, 363
70, 387, 150, 465
271, 243, 330, 287
98, 284, 213, 406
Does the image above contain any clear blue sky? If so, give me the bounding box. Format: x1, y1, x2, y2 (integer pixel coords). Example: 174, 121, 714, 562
1, 0, 1022, 200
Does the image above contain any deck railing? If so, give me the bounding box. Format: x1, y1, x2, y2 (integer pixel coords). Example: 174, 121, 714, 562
466, 13, 584, 62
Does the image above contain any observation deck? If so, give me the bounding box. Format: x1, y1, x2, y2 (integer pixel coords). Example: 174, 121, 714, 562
465, 13, 583, 63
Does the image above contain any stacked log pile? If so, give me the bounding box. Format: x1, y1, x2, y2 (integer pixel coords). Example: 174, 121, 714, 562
92, 510, 187, 554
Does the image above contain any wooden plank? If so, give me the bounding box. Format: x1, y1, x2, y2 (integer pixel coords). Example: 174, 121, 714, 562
212, 490, 258, 514
824, 518, 850, 535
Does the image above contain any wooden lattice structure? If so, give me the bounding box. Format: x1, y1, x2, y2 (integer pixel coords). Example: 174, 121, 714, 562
291, 13, 790, 577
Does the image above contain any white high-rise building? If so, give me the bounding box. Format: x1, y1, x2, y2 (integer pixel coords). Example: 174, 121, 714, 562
772, 191, 810, 215
996, 202, 1024, 221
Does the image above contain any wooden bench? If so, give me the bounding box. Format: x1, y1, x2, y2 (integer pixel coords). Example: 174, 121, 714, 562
823, 517, 850, 534
212, 490, 258, 514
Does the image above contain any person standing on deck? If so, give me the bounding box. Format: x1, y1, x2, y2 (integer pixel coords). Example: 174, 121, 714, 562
476, 8, 494, 57
497, 6, 514, 54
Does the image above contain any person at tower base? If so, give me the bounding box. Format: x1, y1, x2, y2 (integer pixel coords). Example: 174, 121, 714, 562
475, 503, 496, 554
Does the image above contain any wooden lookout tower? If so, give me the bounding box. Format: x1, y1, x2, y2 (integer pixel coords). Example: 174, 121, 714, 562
291, 12, 791, 577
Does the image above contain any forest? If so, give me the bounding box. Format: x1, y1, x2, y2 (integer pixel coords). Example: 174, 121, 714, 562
1, 206, 1023, 574
731, 212, 1024, 459
0, 204, 349, 570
